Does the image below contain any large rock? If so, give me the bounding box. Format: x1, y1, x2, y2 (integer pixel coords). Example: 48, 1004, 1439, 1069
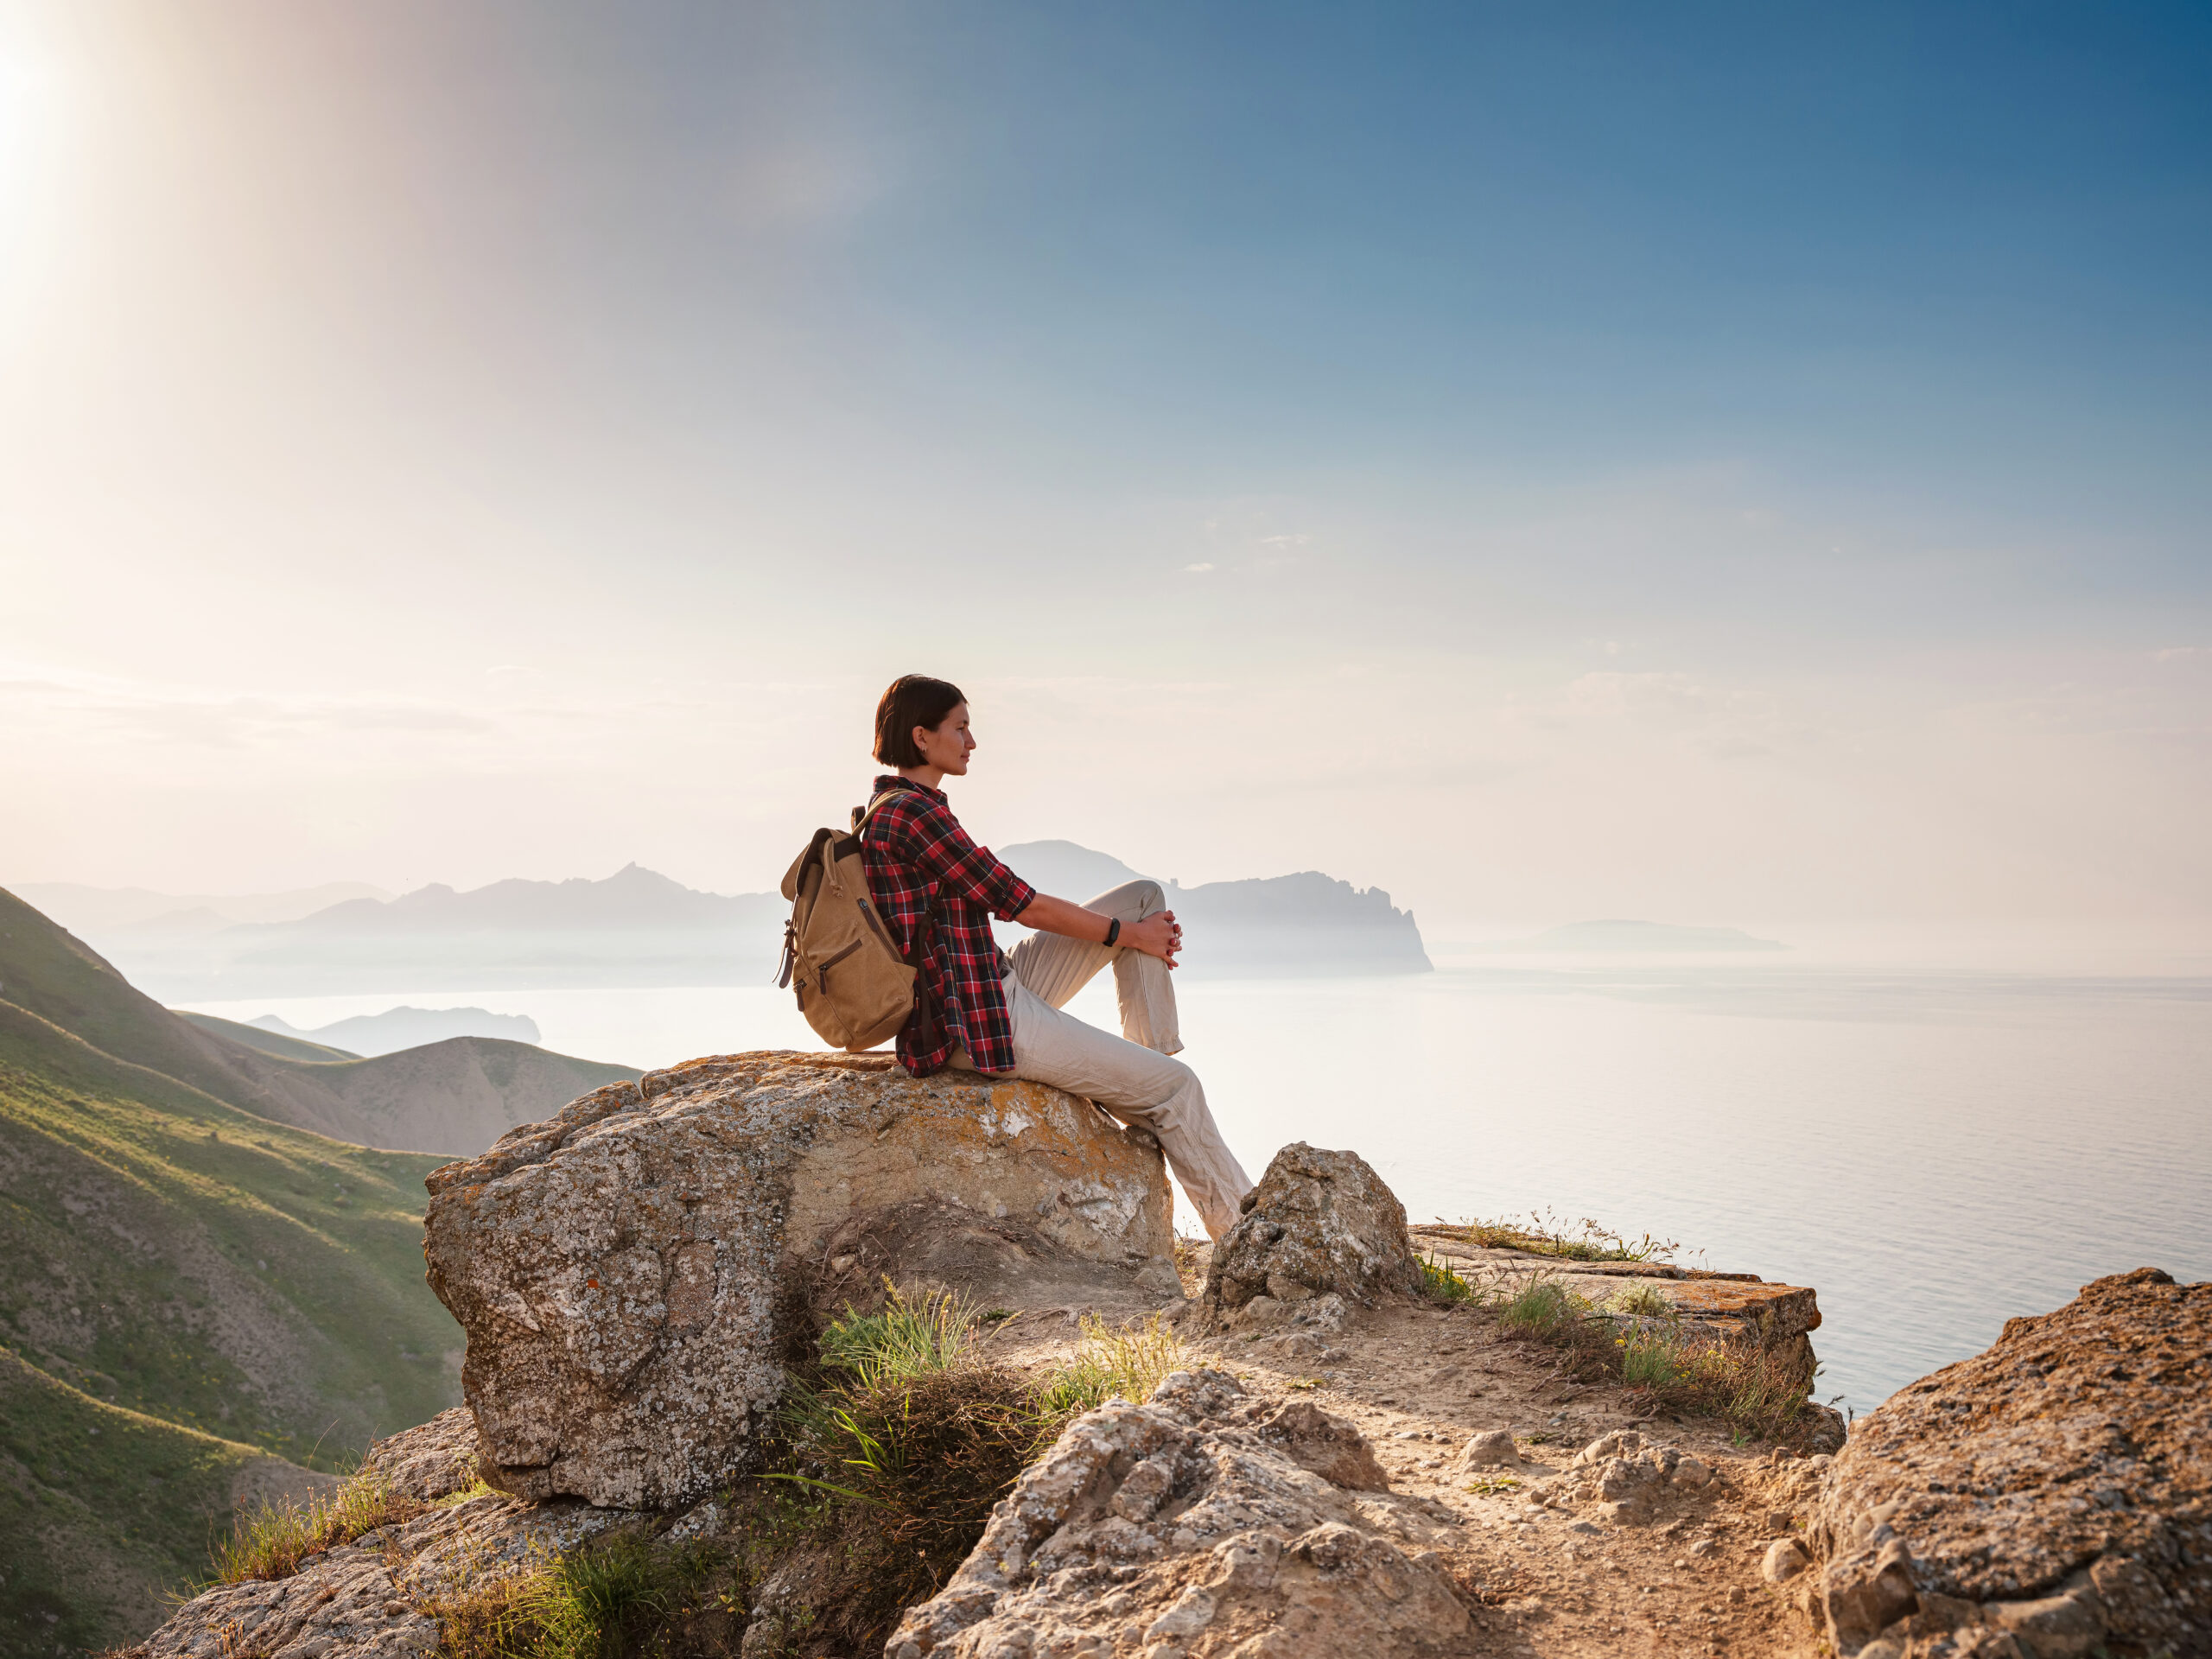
886, 1369, 1470, 1658
1805, 1267, 2211, 1657
1204, 1141, 1421, 1315
423, 1051, 1174, 1509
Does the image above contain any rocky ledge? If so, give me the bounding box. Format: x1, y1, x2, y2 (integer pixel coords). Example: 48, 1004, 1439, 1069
122, 1053, 2209, 1659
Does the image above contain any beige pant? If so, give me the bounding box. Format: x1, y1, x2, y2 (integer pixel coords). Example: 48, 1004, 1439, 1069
957, 879, 1253, 1240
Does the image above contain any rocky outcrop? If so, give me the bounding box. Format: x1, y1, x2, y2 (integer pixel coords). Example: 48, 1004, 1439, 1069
1205, 1142, 1421, 1318
1803, 1266, 2211, 1658
356, 1406, 481, 1503
129, 1414, 645, 1659
886, 1368, 1469, 1658
129, 1546, 442, 1659
424, 1052, 1175, 1508
1410, 1222, 1826, 1361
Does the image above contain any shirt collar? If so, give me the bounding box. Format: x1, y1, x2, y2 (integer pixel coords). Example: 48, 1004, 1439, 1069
874, 772, 947, 805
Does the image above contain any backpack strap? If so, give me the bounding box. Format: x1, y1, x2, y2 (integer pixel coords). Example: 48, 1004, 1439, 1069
840, 789, 904, 857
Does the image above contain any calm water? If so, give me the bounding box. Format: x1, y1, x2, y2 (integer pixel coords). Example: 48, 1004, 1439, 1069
185, 966, 2212, 1417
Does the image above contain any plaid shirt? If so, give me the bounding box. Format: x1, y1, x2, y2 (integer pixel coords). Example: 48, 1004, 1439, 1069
859, 775, 1036, 1076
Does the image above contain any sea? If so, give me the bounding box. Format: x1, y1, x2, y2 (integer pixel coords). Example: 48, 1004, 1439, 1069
180, 963, 2212, 1420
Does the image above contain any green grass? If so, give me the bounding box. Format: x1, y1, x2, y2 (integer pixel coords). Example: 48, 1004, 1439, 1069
1610, 1323, 1819, 1439
745, 1294, 1194, 1655
0, 1348, 276, 1658
426, 1529, 729, 1659
1029, 1313, 1185, 1421
1417, 1252, 1476, 1304
1605, 1284, 1676, 1319
815, 1283, 974, 1385
0, 1012, 460, 1461
1497, 1274, 1599, 1338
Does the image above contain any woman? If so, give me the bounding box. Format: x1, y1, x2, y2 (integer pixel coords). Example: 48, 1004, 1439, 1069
859, 673, 1254, 1240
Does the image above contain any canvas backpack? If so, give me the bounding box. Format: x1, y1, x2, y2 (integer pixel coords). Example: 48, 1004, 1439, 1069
776, 792, 940, 1052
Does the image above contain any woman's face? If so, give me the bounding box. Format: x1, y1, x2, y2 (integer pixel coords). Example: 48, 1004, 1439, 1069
913, 701, 976, 776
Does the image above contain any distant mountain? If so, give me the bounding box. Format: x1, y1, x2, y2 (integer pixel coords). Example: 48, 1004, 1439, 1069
60, 843, 1430, 998
995, 841, 1433, 978
273, 862, 769, 932
1478, 919, 1788, 954
102, 864, 785, 998
15, 881, 391, 934
249, 1005, 542, 1057
993, 840, 1148, 904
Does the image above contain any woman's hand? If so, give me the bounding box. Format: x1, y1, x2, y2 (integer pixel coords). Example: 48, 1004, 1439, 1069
1016, 893, 1183, 966
1122, 910, 1182, 967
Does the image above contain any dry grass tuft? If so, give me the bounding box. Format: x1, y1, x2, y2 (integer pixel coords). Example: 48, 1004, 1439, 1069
1031, 1313, 1186, 1422
1618, 1325, 1818, 1441
209, 1472, 423, 1585
1432, 1209, 1678, 1262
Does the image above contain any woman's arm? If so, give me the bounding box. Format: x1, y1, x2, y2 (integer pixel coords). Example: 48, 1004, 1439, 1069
1018, 893, 1182, 966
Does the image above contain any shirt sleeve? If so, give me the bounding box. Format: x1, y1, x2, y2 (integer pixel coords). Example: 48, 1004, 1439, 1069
897, 801, 1036, 922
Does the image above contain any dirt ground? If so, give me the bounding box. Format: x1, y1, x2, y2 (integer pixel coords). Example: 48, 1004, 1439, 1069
970, 1258, 1827, 1659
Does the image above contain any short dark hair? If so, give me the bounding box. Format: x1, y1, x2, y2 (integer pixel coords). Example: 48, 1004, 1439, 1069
874, 675, 966, 767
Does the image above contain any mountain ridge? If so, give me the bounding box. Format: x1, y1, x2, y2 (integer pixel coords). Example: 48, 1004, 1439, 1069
54, 846, 1432, 995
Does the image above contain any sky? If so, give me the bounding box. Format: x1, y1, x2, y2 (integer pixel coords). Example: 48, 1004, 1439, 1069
2, 2, 2209, 950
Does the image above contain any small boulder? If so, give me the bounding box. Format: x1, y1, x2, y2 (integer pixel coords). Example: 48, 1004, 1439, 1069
1456, 1429, 1520, 1470
1547, 1430, 1713, 1521
1764, 1537, 1812, 1584
1204, 1142, 1421, 1315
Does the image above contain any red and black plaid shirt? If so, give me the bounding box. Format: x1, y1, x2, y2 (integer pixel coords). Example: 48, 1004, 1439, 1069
859, 775, 1036, 1076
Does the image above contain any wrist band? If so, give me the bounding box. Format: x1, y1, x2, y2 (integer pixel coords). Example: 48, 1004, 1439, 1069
1103, 918, 1121, 948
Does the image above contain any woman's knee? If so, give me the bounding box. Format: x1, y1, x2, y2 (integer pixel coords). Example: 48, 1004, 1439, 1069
1154, 1056, 1201, 1108
1090, 877, 1165, 917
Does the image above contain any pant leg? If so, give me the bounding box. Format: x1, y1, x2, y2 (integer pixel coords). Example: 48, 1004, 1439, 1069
1002, 975, 1250, 1239
1004, 878, 1182, 1055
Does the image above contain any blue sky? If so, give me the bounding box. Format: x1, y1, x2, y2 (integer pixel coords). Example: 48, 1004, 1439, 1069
1, 2, 2207, 942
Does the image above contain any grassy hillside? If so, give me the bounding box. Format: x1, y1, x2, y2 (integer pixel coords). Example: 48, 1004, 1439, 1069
0, 888, 636, 1653
0, 1002, 461, 1461
0, 1001, 462, 1654
302, 1034, 634, 1155
0, 1350, 326, 1659
1, 888, 634, 1154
